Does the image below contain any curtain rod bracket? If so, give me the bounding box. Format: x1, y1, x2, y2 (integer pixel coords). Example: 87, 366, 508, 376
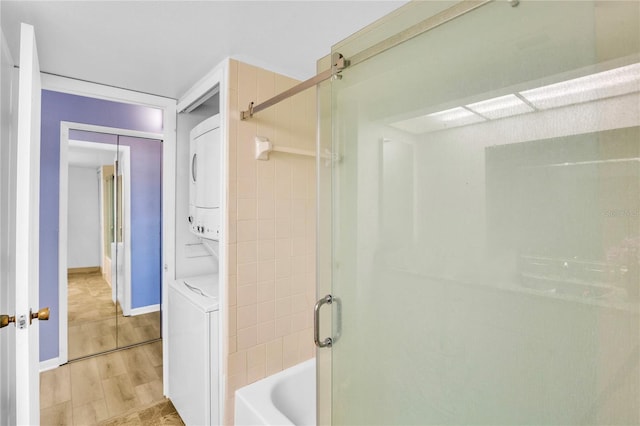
241, 102, 254, 120
331, 52, 349, 76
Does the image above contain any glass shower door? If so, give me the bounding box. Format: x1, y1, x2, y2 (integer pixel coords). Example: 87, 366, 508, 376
325, 1, 640, 424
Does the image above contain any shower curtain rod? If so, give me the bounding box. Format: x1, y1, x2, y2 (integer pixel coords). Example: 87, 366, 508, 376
240, 0, 495, 121
240, 53, 347, 120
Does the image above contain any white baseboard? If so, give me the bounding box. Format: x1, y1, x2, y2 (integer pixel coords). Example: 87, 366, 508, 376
128, 304, 160, 316
40, 357, 61, 372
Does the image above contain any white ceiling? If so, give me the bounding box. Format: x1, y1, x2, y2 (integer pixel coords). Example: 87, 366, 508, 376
1, 1, 407, 100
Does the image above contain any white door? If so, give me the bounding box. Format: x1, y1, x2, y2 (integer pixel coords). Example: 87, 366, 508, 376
0, 22, 42, 425
0, 24, 18, 426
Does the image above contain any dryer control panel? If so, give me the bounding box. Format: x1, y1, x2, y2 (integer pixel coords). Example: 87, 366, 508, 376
188, 207, 220, 240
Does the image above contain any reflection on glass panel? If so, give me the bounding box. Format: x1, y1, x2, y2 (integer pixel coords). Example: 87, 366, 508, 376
330, 0, 639, 424
66, 130, 162, 361
115, 135, 162, 349
486, 127, 640, 302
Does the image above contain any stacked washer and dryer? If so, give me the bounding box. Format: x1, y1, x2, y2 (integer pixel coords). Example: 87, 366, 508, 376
168, 114, 222, 425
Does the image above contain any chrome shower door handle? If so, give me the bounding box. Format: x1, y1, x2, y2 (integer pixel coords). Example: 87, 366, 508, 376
314, 294, 333, 348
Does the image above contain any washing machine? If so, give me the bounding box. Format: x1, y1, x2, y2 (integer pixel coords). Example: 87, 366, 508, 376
168, 274, 220, 425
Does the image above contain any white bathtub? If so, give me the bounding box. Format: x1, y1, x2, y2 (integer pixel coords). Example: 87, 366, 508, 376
235, 358, 316, 426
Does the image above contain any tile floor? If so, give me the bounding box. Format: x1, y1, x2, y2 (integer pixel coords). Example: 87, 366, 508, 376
40, 341, 183, 425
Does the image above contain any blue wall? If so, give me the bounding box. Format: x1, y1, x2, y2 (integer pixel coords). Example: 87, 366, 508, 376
40, 90, 163, 362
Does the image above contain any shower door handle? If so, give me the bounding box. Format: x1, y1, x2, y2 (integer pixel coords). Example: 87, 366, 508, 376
314, 294, 333, 348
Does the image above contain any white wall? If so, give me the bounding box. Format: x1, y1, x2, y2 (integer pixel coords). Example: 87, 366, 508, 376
67, 166, 101, 268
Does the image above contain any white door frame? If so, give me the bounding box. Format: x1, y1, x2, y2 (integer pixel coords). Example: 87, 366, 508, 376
111, 142, 132, 314
42, 75, 176, 393
59, 123, 155, 365
177, 59, 229, 424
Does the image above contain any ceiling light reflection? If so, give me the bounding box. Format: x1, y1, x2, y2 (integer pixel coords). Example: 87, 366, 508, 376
391, 107, 485, 134
520, 62, 640, 110
390, 62, 640, 135
466, 94, 534, 119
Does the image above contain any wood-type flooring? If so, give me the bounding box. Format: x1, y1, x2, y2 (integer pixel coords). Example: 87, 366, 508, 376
40, 341, 183, 425
39, 270, 178, 424
68, 271, 160, 360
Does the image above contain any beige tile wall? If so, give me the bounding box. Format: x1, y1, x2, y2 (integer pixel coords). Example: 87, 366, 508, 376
224, 59, 317, 425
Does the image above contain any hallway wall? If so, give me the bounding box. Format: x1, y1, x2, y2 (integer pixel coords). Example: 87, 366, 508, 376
67, 166, 101, 269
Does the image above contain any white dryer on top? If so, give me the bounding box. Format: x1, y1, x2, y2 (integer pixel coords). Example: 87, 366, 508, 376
189, 114, 221, 240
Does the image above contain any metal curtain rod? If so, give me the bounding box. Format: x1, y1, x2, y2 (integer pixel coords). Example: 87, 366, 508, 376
240, 0, 496, 121
347, 0, 493, 70
241, 53, 348, 120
